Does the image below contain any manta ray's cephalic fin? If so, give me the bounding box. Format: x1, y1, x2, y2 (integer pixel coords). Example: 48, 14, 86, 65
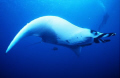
94, 33, 116, 43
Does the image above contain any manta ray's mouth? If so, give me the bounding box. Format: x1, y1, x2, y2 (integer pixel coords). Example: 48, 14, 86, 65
94, 33, 116, 43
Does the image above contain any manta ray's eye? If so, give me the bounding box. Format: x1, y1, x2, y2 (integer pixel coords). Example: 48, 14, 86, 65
91, 30, 98, 35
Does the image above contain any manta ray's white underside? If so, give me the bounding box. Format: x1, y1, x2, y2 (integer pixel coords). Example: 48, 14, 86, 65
6, 16, 116, 56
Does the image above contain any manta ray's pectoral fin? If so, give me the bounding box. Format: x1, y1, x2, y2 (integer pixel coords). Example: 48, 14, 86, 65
68, 46, 82, 56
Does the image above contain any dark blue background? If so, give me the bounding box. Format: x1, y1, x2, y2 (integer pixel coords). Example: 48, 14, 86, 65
0, 0, 119, 78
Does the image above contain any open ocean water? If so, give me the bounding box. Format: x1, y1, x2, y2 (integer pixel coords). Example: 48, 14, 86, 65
0, 0, 119, 78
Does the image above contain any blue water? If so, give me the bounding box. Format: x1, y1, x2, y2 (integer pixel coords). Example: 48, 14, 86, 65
0, 0, 119, 78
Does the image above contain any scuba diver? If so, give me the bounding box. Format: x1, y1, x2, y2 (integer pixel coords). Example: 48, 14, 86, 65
98, 13, 109, 30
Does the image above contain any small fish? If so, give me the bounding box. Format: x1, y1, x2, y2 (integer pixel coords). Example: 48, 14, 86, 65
66, 40, 70, 43
52, 47, 58, 51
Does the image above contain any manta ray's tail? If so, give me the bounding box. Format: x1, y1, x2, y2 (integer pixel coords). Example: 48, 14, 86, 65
94, 33, 116, 43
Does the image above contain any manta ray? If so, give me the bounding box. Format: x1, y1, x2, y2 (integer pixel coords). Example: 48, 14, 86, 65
6, 16, 116, 56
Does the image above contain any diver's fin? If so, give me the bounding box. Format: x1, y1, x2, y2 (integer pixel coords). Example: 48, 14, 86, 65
68, 46, 82, 57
